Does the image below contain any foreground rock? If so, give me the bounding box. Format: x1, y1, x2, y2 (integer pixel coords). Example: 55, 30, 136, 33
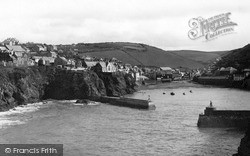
0, 67, 47, 111
233, 124, 250, 156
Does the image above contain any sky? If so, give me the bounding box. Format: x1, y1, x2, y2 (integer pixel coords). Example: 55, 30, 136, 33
0, 0, 250, 51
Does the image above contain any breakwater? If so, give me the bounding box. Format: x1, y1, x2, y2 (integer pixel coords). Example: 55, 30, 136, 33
197, 76, 231, 86
197, 107, 250, 129
88, 96, 156, 110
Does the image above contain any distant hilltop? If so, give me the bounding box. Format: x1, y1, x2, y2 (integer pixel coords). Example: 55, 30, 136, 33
57, 42, 226, 69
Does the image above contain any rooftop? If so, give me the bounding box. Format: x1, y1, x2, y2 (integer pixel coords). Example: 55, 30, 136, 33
6, 45, 26, 52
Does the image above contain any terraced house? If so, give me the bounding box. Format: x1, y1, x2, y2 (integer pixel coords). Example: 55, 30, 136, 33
5, 45, 31, 66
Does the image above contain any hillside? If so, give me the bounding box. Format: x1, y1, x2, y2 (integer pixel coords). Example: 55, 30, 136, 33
71, 42, 205, 69
172, 50, 228, 65
214, 44, 250, 70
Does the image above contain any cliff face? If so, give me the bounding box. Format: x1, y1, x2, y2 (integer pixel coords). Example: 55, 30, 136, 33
0, 67, 136, 111
96, 72, 136, 97
0, 67, 47, 111
43, 69, 107, 99
44, 69, 136, 99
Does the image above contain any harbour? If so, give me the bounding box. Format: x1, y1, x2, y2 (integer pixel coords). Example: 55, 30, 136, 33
0, 1, 249, 155
0, 82, 249, 155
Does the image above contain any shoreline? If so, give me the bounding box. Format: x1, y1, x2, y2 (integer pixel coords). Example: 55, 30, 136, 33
195, 76, 250, 91
135, 80, 220, 91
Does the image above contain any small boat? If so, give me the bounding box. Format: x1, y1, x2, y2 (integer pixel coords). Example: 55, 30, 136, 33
170, 92, 175, 95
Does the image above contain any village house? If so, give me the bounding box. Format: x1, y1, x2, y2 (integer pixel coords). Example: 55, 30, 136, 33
106, 62, 118, 73
124, 63, 132, 73
160, 67, 173, 79
28, 47, 57, 66
21, 46, 31, 54
143, 66, 159, 73
25, 43, 48, 53
2, 38, 19, 46
91, 62, 108, 73
67, 59, 76, 68
219, 67, 237, 75
85, 61, 98, 70
243, 69, 250, 78
233, 73, 246, 81
75, 59, 82, 68
6, 45, 26, 57
130, 66, 143, 81
37, 44, 47, 52
25, 43, 40, 53
54, 56, 68, 67
5, 45, 31, 66
172, 70, 182, 81
49, 51, 57, 58
99, 62, 108, 72
88, 60, 120, 73
47, 45, 58, 52
33, 56, 54, 66
74, 58, 87, 69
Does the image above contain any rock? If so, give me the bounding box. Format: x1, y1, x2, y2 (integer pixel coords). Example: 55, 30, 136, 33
43, 70, 107, 99
0, 67, 47, 111
95, 72, 136, 97
234, 123, 250, 156
75, 99, 90, 104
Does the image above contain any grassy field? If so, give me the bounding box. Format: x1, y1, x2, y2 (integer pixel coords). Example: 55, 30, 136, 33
76, 42, 214, 69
